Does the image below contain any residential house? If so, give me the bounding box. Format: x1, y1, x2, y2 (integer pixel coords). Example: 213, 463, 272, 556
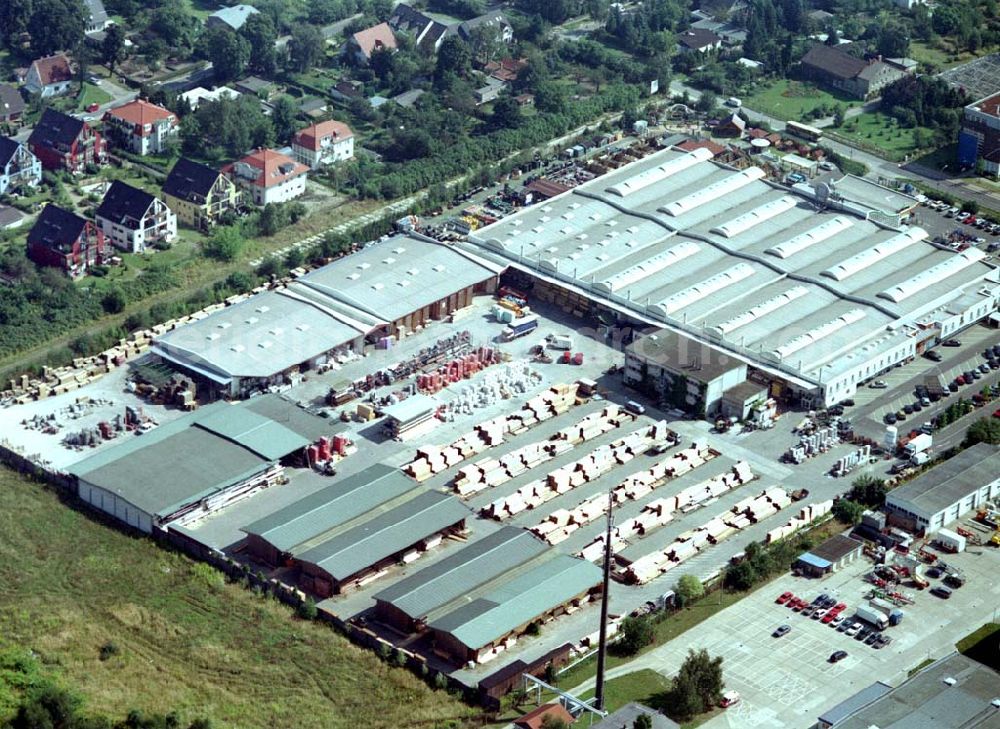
388, 4, 449, 53
292, 120, 354, 169
26, 205, 104, 277
28, 108, 106, 173
178, 86, 241, 110
690, 17, 746, 46
233, 76, 274, 98
392, 89, 425, 107
102, 99, 178, 155
514, 93, 534, 107
677, 28, 722, 53
206, 4, 260, 31
330, 79, 364, 102
83, 0, 111, 35
297, 97, 328, 118
95, 180, 177, 253
0, 84, 25, 126
513, 704, 575, 729
0, 205, 25, 230
798, 43, 907, 99
348, 23, 398, 65
224, 148, 308, 205
474, 78, 506, 105
24, 54, 74, 97
484, 57, 528, 83
162, 157, 241, 230
716, 113, 747, 137
456, 12, 514, 44
0, 137, 42, 194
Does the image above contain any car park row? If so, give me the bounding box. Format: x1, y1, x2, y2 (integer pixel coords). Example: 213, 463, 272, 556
774, 590, 895, 661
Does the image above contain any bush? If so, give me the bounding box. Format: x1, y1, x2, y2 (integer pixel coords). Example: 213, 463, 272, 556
615, 615, 655, 655
675, 574, 704, 607
203, 226, 244, 262
99, 640, 120, 661
296, 597, 318, 620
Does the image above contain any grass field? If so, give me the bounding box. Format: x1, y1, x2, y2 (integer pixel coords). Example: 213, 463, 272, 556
577, 669, 670, 713
744, 79, 860, 121
0, 468, 477, 729
77, 82, 112, 110
831, 112, 933, 162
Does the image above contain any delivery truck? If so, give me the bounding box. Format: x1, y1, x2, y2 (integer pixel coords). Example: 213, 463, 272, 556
904, 433, 932, 457
502, 315, 539, 341
854, 604, 889, 630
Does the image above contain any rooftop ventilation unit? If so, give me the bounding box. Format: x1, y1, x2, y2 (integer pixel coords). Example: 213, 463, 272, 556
245, 316, 258, 324
382, 257, 396, 265
217, 322, 231, 329
230, 344, 245, 352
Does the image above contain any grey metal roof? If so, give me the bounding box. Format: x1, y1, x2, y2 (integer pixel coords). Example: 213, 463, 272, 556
833, 653, 1000, 729
809, 534, 863, 563
240, 394, 343, 443
627, 329, 747, 384
295, 490, 470, 582
819, 682, 893, 726
428, 555, 601, 651
74, 420, 268, 518
241, 464, 417, 553
886, 444, 1000, 518
295, 235, 501, 325
152, 289, 367, 382
374, 527, 549, 621
194, 404, 309, 461
592, 703, 679, 729
381, 394, 439, 425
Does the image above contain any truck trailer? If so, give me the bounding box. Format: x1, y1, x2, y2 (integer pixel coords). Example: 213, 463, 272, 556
502, 315, 539, 341
854, 604, 889, 630
935, 528, 967, 553
904, 433, 932, 456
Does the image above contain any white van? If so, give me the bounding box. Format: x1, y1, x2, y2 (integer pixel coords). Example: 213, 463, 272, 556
547, 333, 574, 351
725, 97, 742, 108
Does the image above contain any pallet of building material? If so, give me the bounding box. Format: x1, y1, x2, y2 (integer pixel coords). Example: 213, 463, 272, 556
728, 514, 753, 530
812, 499, 833, 517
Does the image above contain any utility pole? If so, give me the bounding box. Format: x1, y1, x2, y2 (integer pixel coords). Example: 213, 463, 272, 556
594, 485, 615, 712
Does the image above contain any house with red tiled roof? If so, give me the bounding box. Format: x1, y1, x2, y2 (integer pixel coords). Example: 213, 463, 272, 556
513, 703, 575, 729
223, 148, 308, 205
292, 120, 354, 170
675, 138, 726, 157
348, 22, 398, 65
103, 99, 178, 155
484, 57, 528, 83
24, 54, 74, 97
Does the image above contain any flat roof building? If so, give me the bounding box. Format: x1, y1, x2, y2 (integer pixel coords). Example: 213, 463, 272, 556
466, 145, 1000, 408
152, 235, 501, 397
72, 398, 329, 533
818, 682, 892, 728
825, 652, 1000, 729
795, 533, 863, 577
885, 443, 1000, 532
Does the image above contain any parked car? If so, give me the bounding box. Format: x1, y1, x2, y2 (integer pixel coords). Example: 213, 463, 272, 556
865, 632, 880, 645
943, 339, 962, 347
869, 380, 888, 389
930, 586, 953, 599
836, 620, 851, 632
884, 412, 898, 424
822, 612, 837, 624
829, 650, 848, 663
773, 624, 792, 638
827, 615, 843, 627
812, 609, 827, 620
845, 622, 862, 636
831, 602, 847, 613
776, 591, 793, 604
926, 351, 943, 362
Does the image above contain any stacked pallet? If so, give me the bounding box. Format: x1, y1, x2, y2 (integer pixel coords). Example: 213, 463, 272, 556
401, 384, 582, 483
765, 499, 834, 544
483, 422, 669, 523
620, 486, 794, 585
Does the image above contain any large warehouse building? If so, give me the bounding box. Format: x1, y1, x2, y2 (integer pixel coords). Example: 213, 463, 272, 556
152, 235, 501, 397
465, 146, 1000, 407
884, 443, 1000, 532
242, 463, 471, 596
72, 396, 328, 533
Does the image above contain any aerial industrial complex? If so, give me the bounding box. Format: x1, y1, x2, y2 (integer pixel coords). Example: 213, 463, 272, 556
466, 146, 1000, 409
2, 140, 999, 722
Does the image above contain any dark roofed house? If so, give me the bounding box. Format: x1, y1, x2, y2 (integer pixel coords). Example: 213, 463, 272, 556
796, 534, 863, 576
233, 76, 274, 98
348, 22, 398, 65
96, 180, 177, 253
0, 84, 25, 125
799, 43, 906, 99
26, 204, 104, 277
28, 108, 106, 173
83, 0, 110, 34
592, 703, 679, 729
457, 12, 514, 43
162, 157, 241, 231
388, 4, 450, 53
677, 27, 722, 53
716, 112, 747, 137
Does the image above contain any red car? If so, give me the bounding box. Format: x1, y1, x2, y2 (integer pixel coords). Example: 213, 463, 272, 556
791, 600, 807, 612
821, 612, 836, 623
993, 408, 1000, 419
86, 102, 100, 112
776, 591, 793, 604
963, 215, 977, 225
831, 602, 847, 613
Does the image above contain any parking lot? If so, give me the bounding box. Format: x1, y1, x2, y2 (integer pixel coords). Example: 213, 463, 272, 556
910, 198, 1000, 256
595, 531, 1000, 729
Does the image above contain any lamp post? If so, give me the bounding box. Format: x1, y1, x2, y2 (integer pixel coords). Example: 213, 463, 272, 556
594, 485, 615, 712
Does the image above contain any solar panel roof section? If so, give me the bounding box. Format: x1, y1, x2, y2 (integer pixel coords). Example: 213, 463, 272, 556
240, 463, 416, 553
295, 490, 470, 582
373, 526, 549, 620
